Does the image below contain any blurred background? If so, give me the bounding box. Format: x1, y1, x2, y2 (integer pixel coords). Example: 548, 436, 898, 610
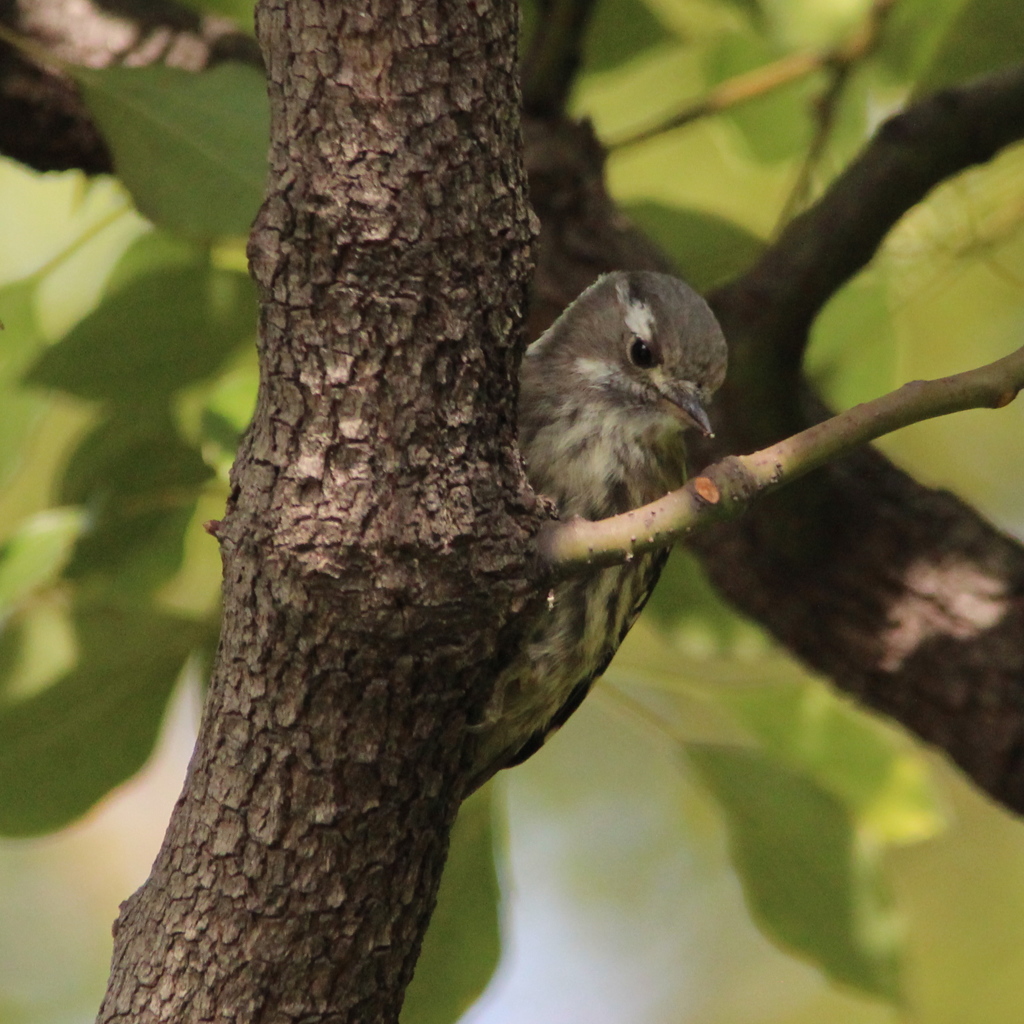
1, 0, 1024, 1021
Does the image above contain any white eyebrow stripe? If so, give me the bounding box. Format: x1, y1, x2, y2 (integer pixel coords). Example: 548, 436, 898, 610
616, 278, 655, 341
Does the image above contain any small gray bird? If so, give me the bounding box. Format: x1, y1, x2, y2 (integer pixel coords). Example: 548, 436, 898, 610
471, 270, 728, 787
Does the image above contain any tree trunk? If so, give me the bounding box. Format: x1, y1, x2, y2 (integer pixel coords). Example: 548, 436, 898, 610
6, 0, 1024, 815
97, 2, 538, 1020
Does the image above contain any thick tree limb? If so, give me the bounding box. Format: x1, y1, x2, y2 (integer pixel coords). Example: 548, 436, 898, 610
6, 0, 1024, 814
520, 0, 598, 117
525, 70, 1024, 811
95, 2, 539, 1021
711, 60, 1024, 433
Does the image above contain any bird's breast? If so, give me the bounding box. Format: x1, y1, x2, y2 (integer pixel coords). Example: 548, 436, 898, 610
523, 407, 687, 520
473, 548, 669, 780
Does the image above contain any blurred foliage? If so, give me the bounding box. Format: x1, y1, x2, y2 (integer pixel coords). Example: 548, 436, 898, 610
73, 64, 269, 239
0, 601, 205, 836
623, 202, 765, 290
688, 744, 902, 1000
913, 0, 1024, 93
599, 570, 944, 1002
584, 0, 676, 72
0, 0, 1023, 1022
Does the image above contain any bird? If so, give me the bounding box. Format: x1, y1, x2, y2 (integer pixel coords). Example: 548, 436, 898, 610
470, 270, 728, 788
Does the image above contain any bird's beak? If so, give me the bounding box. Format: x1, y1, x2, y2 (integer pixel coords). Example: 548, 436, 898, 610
658, 383, 714, 437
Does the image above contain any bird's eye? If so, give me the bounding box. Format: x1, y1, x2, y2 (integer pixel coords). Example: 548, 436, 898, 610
629, 337, 656, 369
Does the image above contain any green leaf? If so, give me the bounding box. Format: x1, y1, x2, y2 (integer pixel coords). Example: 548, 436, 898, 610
0, 509, 86, 615
0, 601, 198, 835
59, 412, 213, 505
201, 355, 260, 448
877, 0, 968, 81
402, 787, 501, 1024
73, 63, 268, 237
705, 32, 816, 163
915, 0, 1024, 93
176, 0, 256, 27
58, 412, 213, 591
584, 0, 676, 74
0, 599, 77, 707
0, 279, 48, 486
0, 617, 25, 697
68, 505, 198, 593
687, 743, 902, 1001
805, 268, 898, 410
718, 0, 763, 25
104, 229, 207, 295
712, 680, 944, 844
623, 202, 764, 291
642, 547, 750, 648
25, 264, 256, 402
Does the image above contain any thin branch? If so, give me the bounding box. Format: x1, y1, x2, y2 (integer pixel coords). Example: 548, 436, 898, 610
776, 0, 898, 227
540, 344, 1024, 568
709, 60, 1024, 442
608, 0, 897, 154
607, 49, 822, 152
7, 0, 1024, 811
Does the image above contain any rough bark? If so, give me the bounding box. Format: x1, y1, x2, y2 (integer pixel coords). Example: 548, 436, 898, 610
96, 2, 538, 1021
5, 0, 1024, 814
3, 0, 1024, 1015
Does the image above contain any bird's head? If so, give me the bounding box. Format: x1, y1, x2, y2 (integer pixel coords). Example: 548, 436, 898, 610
523, 270, 728, 444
